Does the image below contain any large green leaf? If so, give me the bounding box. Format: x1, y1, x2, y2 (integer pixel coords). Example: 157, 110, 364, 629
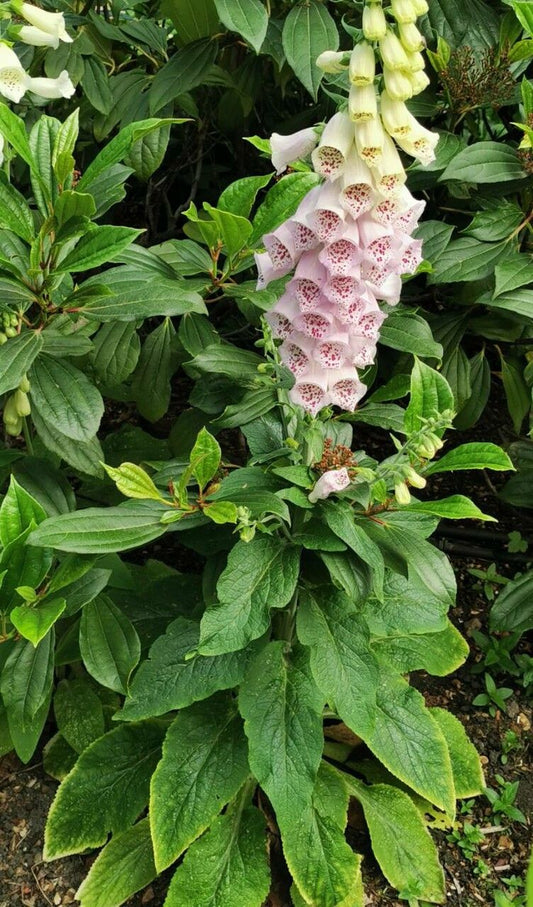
0, 475, 46, 547
430, 708, 484, 798
11, 598, 66, 647
119, 617, 255, 720
297, 588, 379, 737
57, 226, 143, 273
214, 0, 268, 53
379, 312, 442, 359
282, 0, 338, 98
160, 0, 219, 42
424, 0, 499, 49
346, 778, 444, 902
150, 39, 218, 113
404, 358, 455, 434
79, 595, 140, 695
0, 631, 54, 729
29, 356, 103, 442
0, 177, 35, 242
27, 502, 167, 554
490, 570, 533, 633
164, 802, 269, 907
424, 442, 514, 475
428, 237, 509, 284
440, 142, 526, 183
31, 409, 104, 478
198, 537, 300, 655
240, 642, 323, 824
321, 501, 384, 599
76, 818, 156, 907
44, 721, 166, 858
150, 694, 249, 871
371, 618, 468, 676
91, 322, 141, 386
53, 677, 105, 755
132, 318, 178, 422
250, 172, 320, 244
80, 270, 206, 321
0, 332, 43, 396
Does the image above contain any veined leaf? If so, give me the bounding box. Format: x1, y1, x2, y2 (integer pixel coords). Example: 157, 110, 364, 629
282, 0, 338, 99
29, 356, 104, 442
430, 708, 484, 798
0, 332, 43, 396
440, 142, 526, 183
76, 818, 156, 907
79, 595, 140, 695
214, 0, 268, 52
27, 502, 168, 554
0, 475, 46, 547
424, 442, 514, 475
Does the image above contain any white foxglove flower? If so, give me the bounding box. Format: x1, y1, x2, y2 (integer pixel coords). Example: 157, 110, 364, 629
411, 0, 429, 14
398, 21, 425, 53
373, 133, 407, 196
10, 1, 72, 43
362, 3, 387, 41
409, 69, 430, 95
308, 467, 351, 502
390, 0, 418, 24
0, 42, 29, 102
380, 29, 410, 70
354, 115, 385, 166
380, 91, 412, 136
395, 122, 438, 164
395, 481, 411, 505
349, 84, 378, 122
383, 66, 413, 100
27, 69, 74, 98
316, 50, 349, 74
312, 111, 355, 178
270, 126, 319, 175
349, 42, 375, 86
405, 49, 425, 72
11, 23, 59, 46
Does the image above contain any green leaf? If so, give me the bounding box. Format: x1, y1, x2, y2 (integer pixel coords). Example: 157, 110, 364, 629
132, 318, 178, 422
464, 200, 523, 241
81, 56, 114, 114
54, 678, 105, 754
454, 350, 491, 430
42, 733, 77, 782
0, 475, 47, 547
402, 494, 496, 521
0, 332, 43, 396
214, 0, 268, 52
29, 355, 104, 442
57, 225, 143, 273
119, 617, 254, 720
321, 501, 384, 599
202, 203, 253, 257
414, 220, 454, 264
0, 177, 35, 242
150, 694, 249, 871
44, 721, 166, 858
28, 502, 167, 554
0, 631, 54, 728
508, 0, 533, 36
424, 0, 499, 50
187, 342, 263, 379
282, 0, 338, 98
430, 708, 484, 798
250, 172, 320, 244
424, 442, 514, 475
198, 537, 300, 655
372, 618, 468, 677
76, 818, 156, 907
240, 642, 323, 825
441, 345, 471, 411
80, 270, 206, 321
490, 570, 533, 633
190, 427, 221, 489
486, 288, 533, 319
428, 237, 508, 285
440, 142, 526, 183
0, 101, 35, 170
297, 588, 379, 737
494, 256, 533, 296
31, 409, 104, 479
204, 501, 238, 523
346, 778, 444, 902
178, 313, 220, 357
126, 125, 172, 182
103, 462, 164, 501
80, 595, 141, 695
91, 322, 141, 385
164, 802, 269, 907
500, 352, 530, 434
160, 0, 219, 42
404, 358, 455, 434
11, 598, 66, 646
150, 39, 217, 113
218, 173, 272, 218
379, 312, 443, 359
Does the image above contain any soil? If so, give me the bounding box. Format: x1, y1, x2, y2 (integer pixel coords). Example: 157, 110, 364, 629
1, 393, 531, 907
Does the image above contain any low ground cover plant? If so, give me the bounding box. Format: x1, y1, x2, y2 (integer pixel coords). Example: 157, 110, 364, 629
0, 0, 531, 905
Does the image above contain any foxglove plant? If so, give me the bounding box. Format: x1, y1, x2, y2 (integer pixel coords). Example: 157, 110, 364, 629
257, 0, 437, 416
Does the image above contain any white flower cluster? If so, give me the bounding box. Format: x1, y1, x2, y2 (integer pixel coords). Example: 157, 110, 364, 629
0, 2, 74, 106
256, 0, 438, 416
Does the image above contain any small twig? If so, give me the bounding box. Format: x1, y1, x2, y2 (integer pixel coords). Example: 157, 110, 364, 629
31, 864, 54, 906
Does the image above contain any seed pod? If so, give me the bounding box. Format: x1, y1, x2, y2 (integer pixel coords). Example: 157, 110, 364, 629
14, 389, 31, 417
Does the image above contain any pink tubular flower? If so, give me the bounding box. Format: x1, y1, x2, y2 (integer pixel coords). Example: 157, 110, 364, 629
270, 127, 319, 174
308, 467, 351, 503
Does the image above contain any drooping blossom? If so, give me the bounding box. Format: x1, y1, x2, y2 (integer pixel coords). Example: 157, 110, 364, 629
0, 41, 74, 101
308, 467, 351, 503
256, 0, 438, 416
9, 1, 72, 44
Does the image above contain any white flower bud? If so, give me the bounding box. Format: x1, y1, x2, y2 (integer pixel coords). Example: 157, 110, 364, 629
409, 69, 430, 95
383, 66, 413, 101
380, 29, 410, 70
354, 115, 385, 166
11, 23, 60, 47
394, 481, 411, 505
406, 467, 427, 489
362, 3, 387, 41
270, 127, 319, 175
349, 42, 375, 86
390, 0, 418, 23
398, 21, 425, 53
380, 91, 412, 136
373, 132, 406, 196
411, 0, 429, 14
11, 1, 72, 43
404, 49, 425, 72
349, 84, 378, 122
316, 50, 349, 73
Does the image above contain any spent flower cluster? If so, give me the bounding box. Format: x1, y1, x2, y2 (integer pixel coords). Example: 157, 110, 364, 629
257, 0, 438, 416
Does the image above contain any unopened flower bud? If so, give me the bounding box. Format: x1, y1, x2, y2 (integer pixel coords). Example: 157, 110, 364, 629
270, 127, 319, 175
349, 42, 375, 86
390, 0, 418, 23
363, 3, 387, 41
349, 84, 378, 122
316, 50, 349, 74
4, 326, 17, 338
380, 91, 412, 136
3, 395, 22, 436
394, 481, 411, 505
19, 374, 30, 393
398, 21, 425, 52
428, 432, 444, 451
14, 389, 31, 417
411, 0, 429, 14
0, 332, 7, 345
380, 29, 410, 70
406, 467, 426, 489
405, 49, 425, 72
409, 69, 430, 95
383, 66, 413, 100
354, 115, 385, 166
